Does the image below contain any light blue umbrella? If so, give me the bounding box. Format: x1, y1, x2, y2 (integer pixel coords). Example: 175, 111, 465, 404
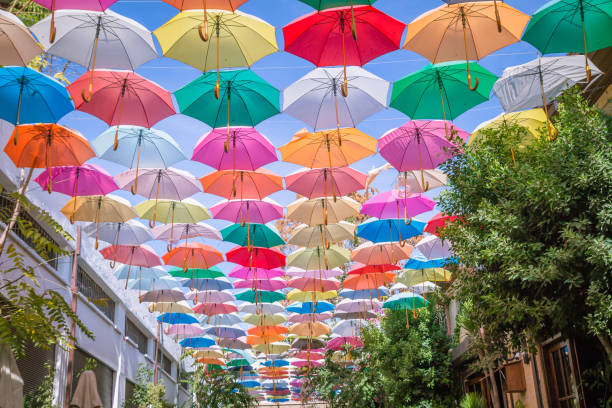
357, 218, 426, 243
262, 360, 289, 367
403, 258, 446, 269
204, 325, 247, 339
180, 277, 233, 291
180, 336, 216, 348
157, 313, 198, 324
128, 276, 180, 291
0, 66, 73, 143
286, 301, 334, 314
114, 265, 167, 280
338, 287, 389, 300
199, 313, 242, 326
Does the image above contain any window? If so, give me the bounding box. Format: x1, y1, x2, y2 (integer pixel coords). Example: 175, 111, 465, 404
158, 351, 172, 375
124, 379, 137, 408
77, 265, 115, 322
125, 318, 148, 354
545, 340, 579, 408
0, 192, 60, 269
72, 349, 114, 408
16, 341, 55, 397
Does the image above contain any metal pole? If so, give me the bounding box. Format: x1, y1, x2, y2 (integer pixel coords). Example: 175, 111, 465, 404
64, 226, 81, 408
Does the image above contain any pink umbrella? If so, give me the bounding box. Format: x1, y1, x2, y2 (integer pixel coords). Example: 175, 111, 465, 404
192, 127, 277, 171
210, 198, 283, 224
164, 323, 205, 338
34, 164, 118, 197
378, 120, 469, 191
326, 336, 363, 350
288, 277, 340, 292
68, 70, 175, 149
228, 266, 285, 280
100, 244, 161, 287
233, 278, 287, 291
288, 312, 333, 323
292, 360, 322, 368
361, 191, 436, 221
193, 302, 238, 315
152, 222, 221, 242
285, 167, 366, 199
293, 351, 325, 360
285, 267, 343, 279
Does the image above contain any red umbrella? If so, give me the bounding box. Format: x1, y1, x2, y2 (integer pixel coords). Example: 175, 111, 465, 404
285, 167, 366, 199
283, 6, 405, 95
226, 246, 285, 269
424, 212, 460, 235
162, 242, 224, 269
342, 272, 394, 291
348, 262, 401, 275
193, 302, 238, 315
68, 70, 175, 150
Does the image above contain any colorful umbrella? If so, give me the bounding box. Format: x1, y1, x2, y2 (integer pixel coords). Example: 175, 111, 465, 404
165, 323, 205, 337
228, 266, 284, 280
210, 198, 283, 224
162, 242, 224, 269
226, 246, 286, 269
34, 164, 117, 197
351, 241, 412, 265
206, 326, 247, 339
180, 337, 216, 348
69, 70, 175, 149
336, 298, 381, 313
243, 314, 287, 326
404, 2, 529, 90
396, 268, 451, 287
412, 235, 453, 261
289, 322, 329, 338
361, 191, 436, 222
0, 67, 73, 144
522, 0, 612, 81
287, 301, 334, 315
284, 5, 404, 93
182, 278, 232, 291
326, 336, 363, 350
395, 169, 448, 194
423, 212, 459, 236
287, 222, 355, 247
286, 289, 337, 302
285, 167, 366, 199
0, 10, 42, 66
287, 196, 360, 225
288, 313, 332, 323
240, 302, 286, 315
61, 194, 136, 238
168, 266, 224, 279
221, 223, 284, 248
287, 245, 350, 270
342, 272, 394, 291
233, 278, 286, 291
157, 313, 198, 325
248, 325, 288, 337
141, 288, 186, 303
114, 265, 166, 280
356, 218, 425, 244
200, 169, 283, 201
84, 220, 153, 246
100, 244, 161, 283
383, 292, 428, 327
339, 287, 389, 300
331, 319, 366, 337
286, 267, 343, 279
193, 302, 238, 315
288, 277, 340, 292
153, 222, 221, 243
349, 262, 400, 275
186, 290, 234, 304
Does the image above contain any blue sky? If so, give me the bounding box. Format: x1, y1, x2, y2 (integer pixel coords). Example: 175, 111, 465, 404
50, 0, 549, 259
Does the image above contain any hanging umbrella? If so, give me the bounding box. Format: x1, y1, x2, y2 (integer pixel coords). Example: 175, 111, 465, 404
193, 302, 238, 315
210, 198, 283, 224
287, 301, 335, 315
287, 222, 355, 247
193, 348, 225, 359
334, 311, 376, 320
286, 289, 337, 302
163, 242, 224, 270
0, 10, 42, 66
351, 241, 413, 265
248, 325, 288, 337
228, 266, 284, 280
290, 338, 325, 350
165, 323, 204, 338
69, 70, 175, 150
289, 322, 329, 338
221, 223, 284, 248
288, 277, 340, 292
342, 272, 394, 291
378, 121, 468, 190
336, 298, 381, 313
61, 194, 136, 248
423, 212, 459, 236
361, 191, 436, 221
234, 278, 286, 291
114, 265, 166, 280
287, 196, 360, 225
236, 290, 285, 304
100, 243, 161, 268
219, 338, 251, 350
186, 290, 234, 303
206, 326, 247, 339
240, 302, 285, 315
0, 67, 74, 144
168, 266, 224, 279
396, 267, 451, 287
243, 314, 287, 326
331, 319, 366, 337
390, 62, 497, 137
288, 312, 333, 323
409, 281, 439, 295
383, 292, 428, 327
34, 164, 117, 197
140, 289, 185, 303
395, 169, 448, 194
85, 220, 153, 247
282, 67, 389, 129
284, 6, 404, 94
180, 277, 233, 291
522, 0, 612, 82
357, 218, 425, 244
153, 222, 221, 243
200, 169, 283, 207
192, 127, 277, 171
285, 167, 367, 199
412, 235, 453, 261
180, 337, 216, 348
226, 246, 286, 269
326, 336, 363, 350
339, 287, 389, 300
286, 267, 343, 279
175, 69, 279, 151
404, 2, 529, 90
157, 313, 198, 325
287, 245, 350, 270
348, 262, 400, 275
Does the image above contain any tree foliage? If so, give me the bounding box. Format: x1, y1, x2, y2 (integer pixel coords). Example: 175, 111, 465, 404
123, 365, 169, 408
181, 365, 256, 408
438, 89, 612, 365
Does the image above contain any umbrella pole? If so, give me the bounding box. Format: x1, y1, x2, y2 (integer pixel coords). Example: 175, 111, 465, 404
148, 174, 161, 228
492, 0, 502, 33
49, 0, 56, 43
70, 169, 80, 214
579, 1, 591, 82
460, 7, 479, 91
111, 223, 121, 269
81, 17, 102, 103
122, 248, 134, 289
437, 79, 450, 140
325, 135, 337, 201
45, 130, 53, 194
225, 89, 231, 153
538, 63, 555, 141
94, 199, 101, 249
215, 24, 221, 100
113, 79, 128, 150
169, 204, 176, 251
340, 18, 349, 97
416, 132, 430, 192
349, 0, 357, 41
13, 81, 24, 145
198, 0, 209, 42
334, 86, 343, 147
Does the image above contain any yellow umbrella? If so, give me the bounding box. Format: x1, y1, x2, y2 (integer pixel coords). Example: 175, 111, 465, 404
287, 221, 355, 248
154, 10, 278, 97
243, 313, 287, 326
287, 196, 361, 226
193, 349, 225, 360
404, 2, 529, 90
286, 289, 338, 302
61, 194, 136, 249
288, 245, 350, 270
253, 342, 290, 354
289, 322, 330, 338
148, 301, 194, 314
396, 268, 452, 287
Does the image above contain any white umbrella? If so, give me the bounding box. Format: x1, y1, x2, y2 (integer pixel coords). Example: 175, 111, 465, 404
336, 299, 381, 313
84, 219, 153, 245
240, 302, 285, 315
412, 235, 453, 261
409, 281, 439, 295
331, 319, 367, 337
282, 66, 389, 130
185, 290, 235, 304
199, 313, 243, 327
492, 55, 602, 113
152, 222, 221, 242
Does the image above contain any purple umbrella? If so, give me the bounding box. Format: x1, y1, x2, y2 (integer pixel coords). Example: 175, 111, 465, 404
192, 127, 277, 171
34, 164, 118, 196
164, 323, 205, 338
378, 120, 468, 191
210, 198, 283, 224
186, 290, 235, 304
361, 191, 436, 222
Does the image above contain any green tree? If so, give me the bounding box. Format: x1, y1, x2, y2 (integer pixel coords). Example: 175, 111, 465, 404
23, 362, 57, 408
437, 88, 612, 366
181, 364, 256, 408
123, 365, 169, 408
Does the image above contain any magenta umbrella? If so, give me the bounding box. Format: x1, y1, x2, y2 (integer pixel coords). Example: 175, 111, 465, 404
210, 198, 283, 224
233, 278, 287, 291
228, 266, 285, 280
326, 336, 363, 350
99, 244, 161, 288
378, 120, 468, 191
34, 164, 118, 196
288, 312, 333, 323
285, 167, 366, 199
164, 323, 205, 338
192, 127, 277, 171
361, 191, 436, 221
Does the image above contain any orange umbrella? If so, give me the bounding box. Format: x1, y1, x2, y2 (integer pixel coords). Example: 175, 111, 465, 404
247, 325, 288, 337
162, 242, 223, 269
246, 334, 284, 345
342, 272, 395, 291
289, 321, 330, 338
351, 241, 413, 265
197, 357, 226, 366
200, 168, 283, 200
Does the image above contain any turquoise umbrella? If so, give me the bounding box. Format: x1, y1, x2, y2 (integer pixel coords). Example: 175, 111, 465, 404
0, 66, 73, 144
522, 0, 612, 82
174, 69, 279, 152
235, 290, 285, 304
221, 223, 284, 248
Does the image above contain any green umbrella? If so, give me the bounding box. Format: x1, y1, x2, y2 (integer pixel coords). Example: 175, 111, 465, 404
168, 266, 224, 279
228, 358, 250, 367
221, 223, 284, 248
522, 0, 612, 82
383, 292, 428, 328
235, 289, 285, 304
390, 61, 497, 137
174, 69, 279, 152
287, 245, 350, 270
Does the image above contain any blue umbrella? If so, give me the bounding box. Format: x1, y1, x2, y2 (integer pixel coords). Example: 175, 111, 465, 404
180, 278, 233, 291
157, 313, 198, 324
357, 218, 425, 243
204, 326, 247, 339
128, 276, 180, 291
262, 360, 289, 367
403, 258, 446, 269
287, 301, 334, 314
199, 313, 242, 326
229, 365, 253, 372
238, 380, 261, 388
0, 67, 73, 144
115, 265, 167, 280
180, 336, 216, 348
338, 287, 389, 300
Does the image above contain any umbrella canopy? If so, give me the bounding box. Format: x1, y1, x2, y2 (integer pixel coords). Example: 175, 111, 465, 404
164, 323, 204, 337
141, 289, 185, 303
221, 223, 284, 248
287, 301, 335, 315
234, 278, 286, 291
168, 266, 224, 279
289, 322, 329, 337
162, 0, 247, 10
336, 298, 381, 313
135, 277, 181, 293
228, 266, 284, 280
423, 212, 459, 236
226, 246, 286, 269
412, 235, 453, 261
285, 167, 366, 199
163, 243, 224, 269
116, 167, 200, 201
192, 127, 277, 171
85, 220, 153, 246
287, 196, 360, 225
396, 268, 451, 287
248, 325, 288, 337
287, 245, 350, 270
327, 336, 363, 350
240, 302, 285, 315
351, 241, 413, 265
361, 191, 436, 220
342, 272, 394, 291
282, 66, 389, 129
332, 319, 366, 337
34, 164, 117, 197
396, 169, 448, 194
287, 222, 355, 247
181, 278, 233, 292
210, 198, 283, 224
236, 290, 285, 304
0, 67, 73, 136
135, 198, 211, 226
253, 342, 290, 354
193, 302, 238, 315
357, 218, 425, 243
152, 222, 221, 242
180, 337, 216, 348
288, 277, 340, 292
288, 312, 333, 323
218, 338, 251, 350
114, 265, 166, 280
0, 10, 42, 66
206, 326, 247, 339
185, 290, 234, 303
158, 312, 198, 324
286, 267, 343, 279
383, 292, 428, 310
349, 263, 400, 275
201, 313, 242, 327
100, 244, 161, 271
339, 287, 389, 300
243, 313, 287, 326
286, 289, 337, 302
200, 169, 283, 200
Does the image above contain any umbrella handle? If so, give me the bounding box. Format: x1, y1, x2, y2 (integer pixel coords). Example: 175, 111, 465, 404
130, 143, 141, 195
492, 0, 502, 33
349, 0, 357, 41
215, 33, 221, 100
13, 82, 24, 146
109, 259, 116, 269
333, 90, 343, 147
341, 22, 349, 98
467, 70, 479, 91
169, 205, 175, 250
81, 26, 100, 103
224, 90, 230, 152
198, 3, 209, 42
461, 9, 479, 92
49, 0, 56, 43
148, 180, 160, 228
580, 12, 591, 82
